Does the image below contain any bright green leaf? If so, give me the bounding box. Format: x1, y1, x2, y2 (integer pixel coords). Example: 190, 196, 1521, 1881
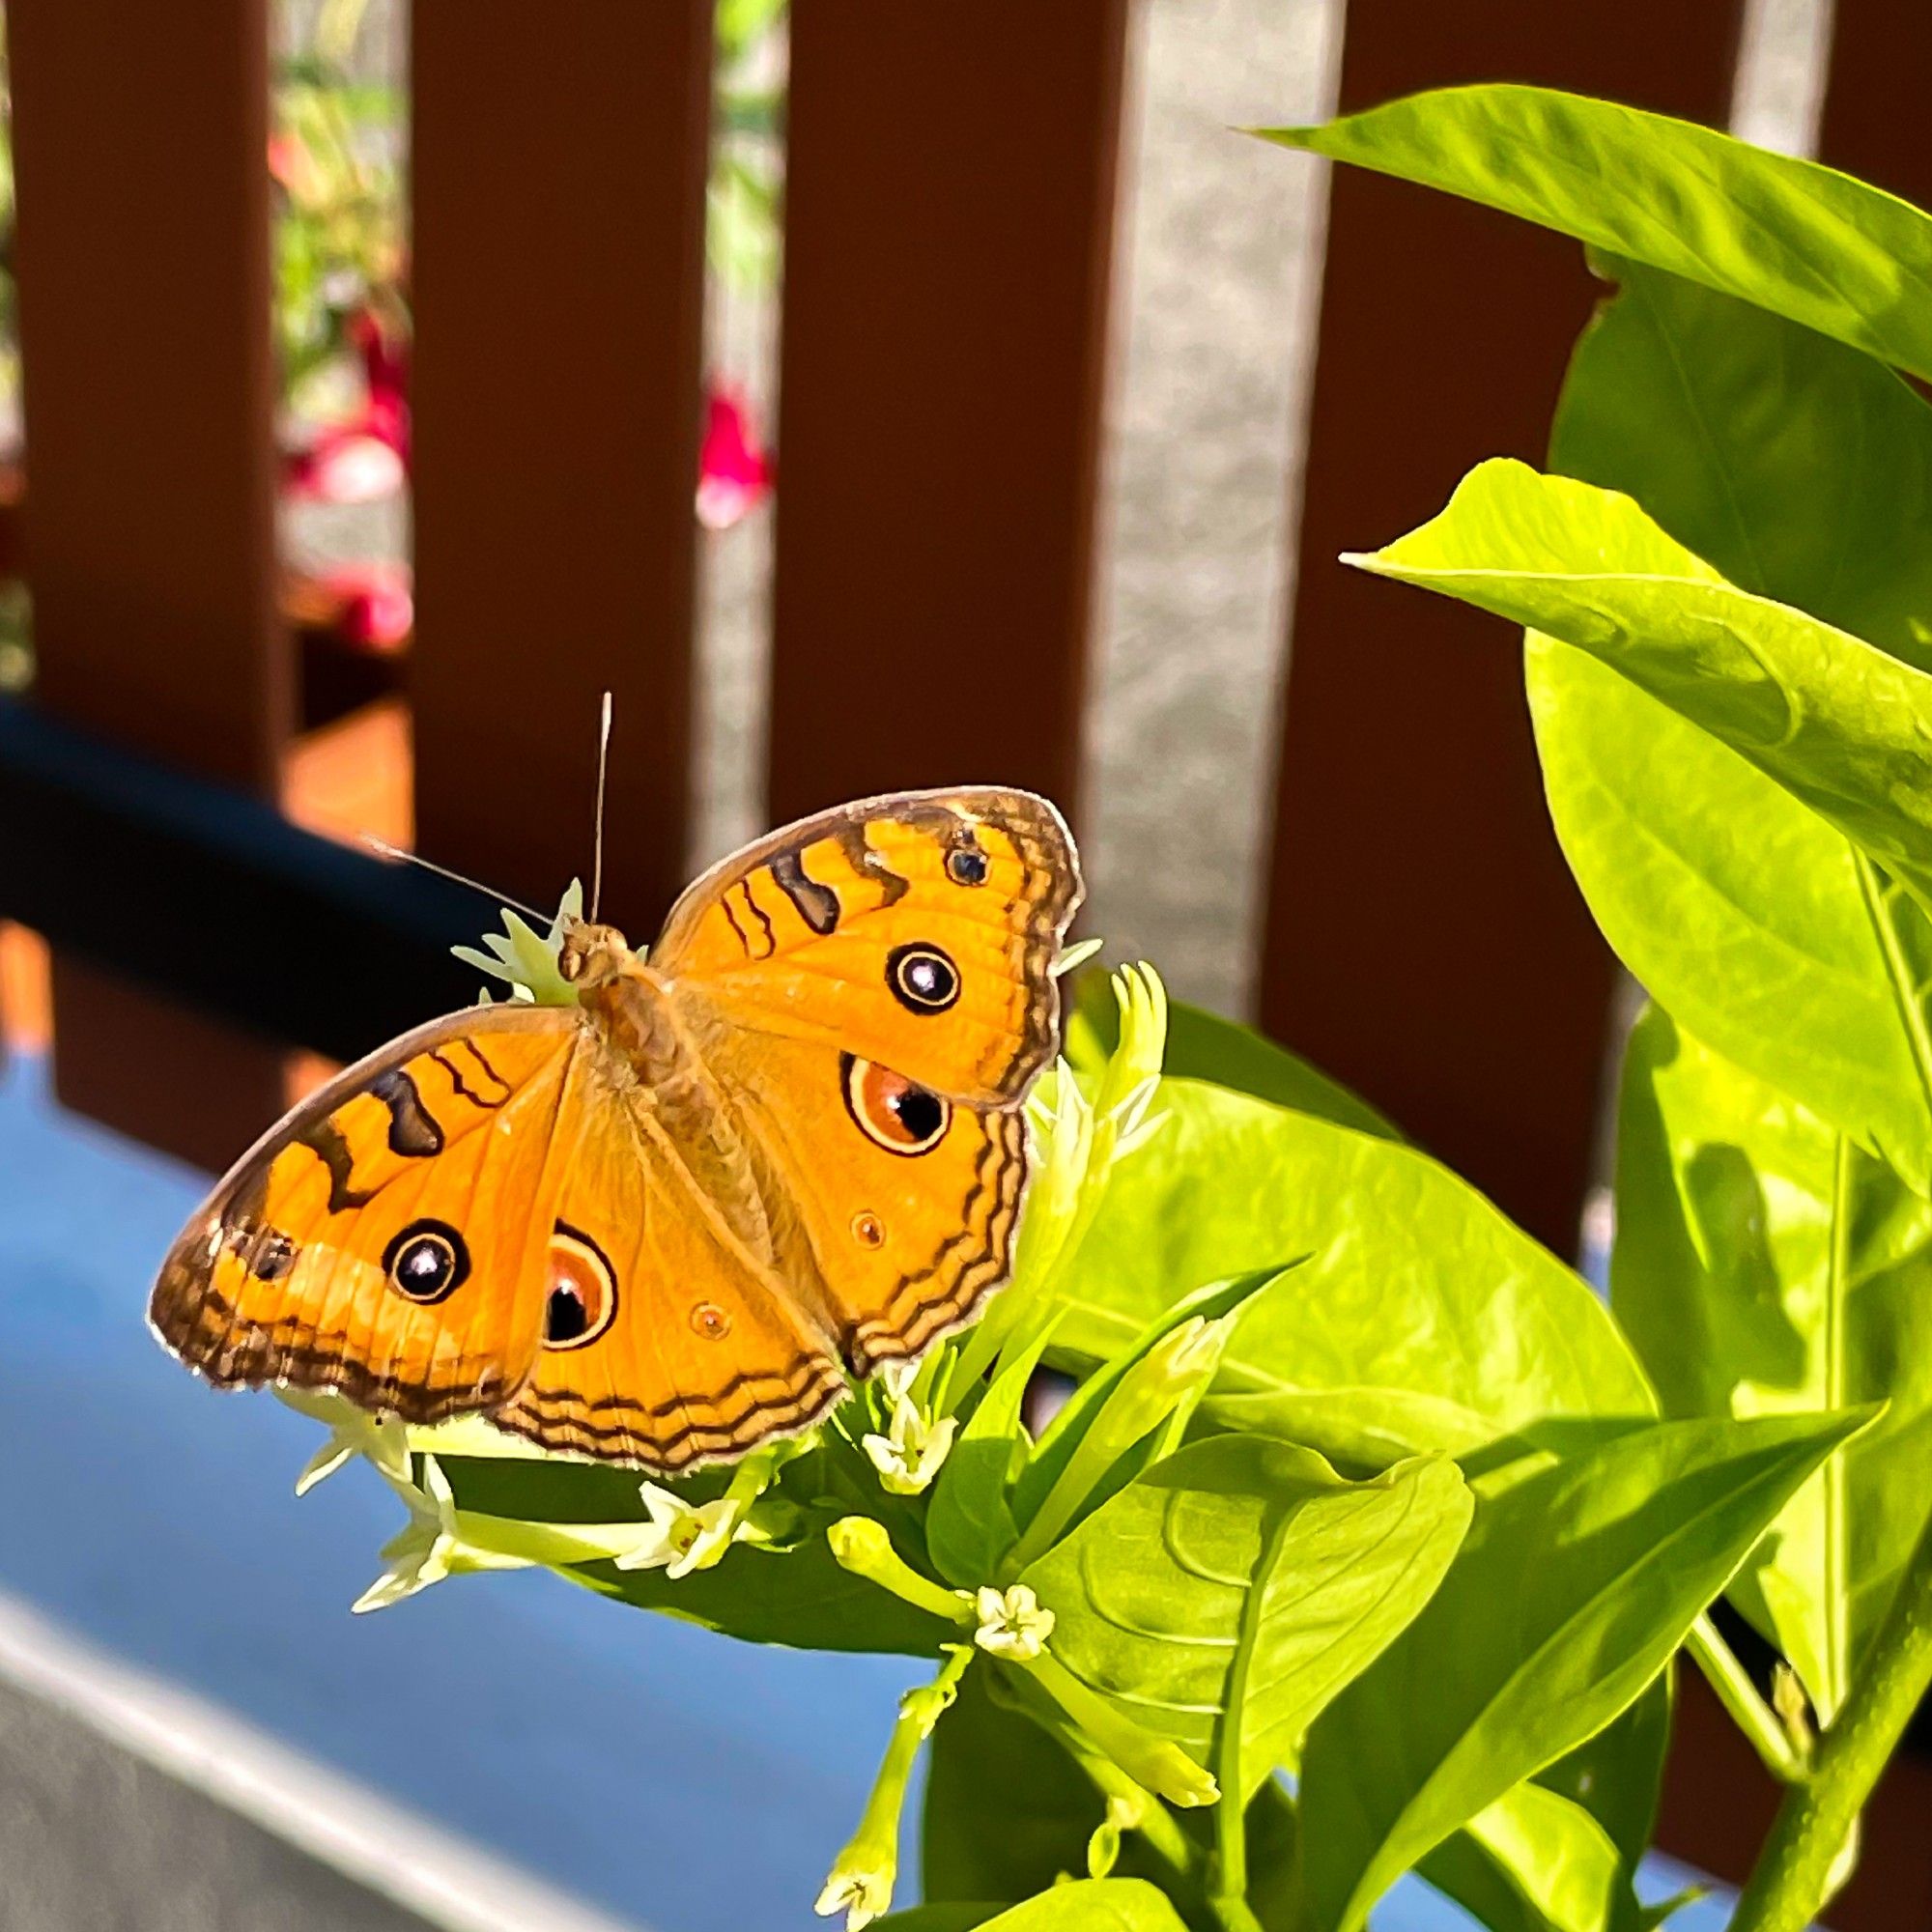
1257, 85, 1932, 381
1528, 259, 1932, 1188
1420, 1782, 1626, 1932
1614, 1007, 1932, 1718
928, 1322, 1060, 1587
889, 1880, 1191, 1931
1068, 977, 1401, 1140
1022, 1436, 1470, 1800
1020, 1268, 1285, 1527
1052, 1079, 1654, 1467
1527, 645, 1932, 1195
1297, 1409, 1868, 1932
1554, 256, 1932, 667
1421, 1681, 1672, 1932
1351, 459, 1932, 921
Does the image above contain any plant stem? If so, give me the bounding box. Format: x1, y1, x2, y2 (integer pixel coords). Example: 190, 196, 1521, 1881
1686, 1613, 1804, 1783
1730, 1506, 1932, 1932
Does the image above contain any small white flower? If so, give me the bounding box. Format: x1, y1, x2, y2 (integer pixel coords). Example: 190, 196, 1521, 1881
861, 1397, 958, 1496
352, 1459, 531, 1613
876, 1358, 920, 1405
814, 1863, 893, 1931
969, 1582, 1056, 1661
613, 1483, 741, 1579
279, 1388, 411, 1497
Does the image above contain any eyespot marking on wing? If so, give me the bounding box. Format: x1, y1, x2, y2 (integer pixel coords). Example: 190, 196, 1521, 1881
544, 1222, 617, 1350
886, 943, 959, 1014
842, 1053, 951, 1155
383, 1219, 470, 1304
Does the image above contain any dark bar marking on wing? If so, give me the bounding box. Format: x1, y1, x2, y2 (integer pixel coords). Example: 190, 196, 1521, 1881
432, 1047, 506, 1110
454, 1037, 514, 1102
770, 847, 841, 935
298, 1118, 377, 1214
373, 1067, 445, 1156
835, 822, 910, 907
737, 879, 777, 957
721, 893, 754, 957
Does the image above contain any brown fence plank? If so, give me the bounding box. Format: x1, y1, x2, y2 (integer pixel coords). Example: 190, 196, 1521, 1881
411, 3, 713, 937
767, 2, 1128, 826
9, 0, 291, 1166
1816, 0, 1932, 208
1257, 4, 1743, 1252
9, 0, 287, 781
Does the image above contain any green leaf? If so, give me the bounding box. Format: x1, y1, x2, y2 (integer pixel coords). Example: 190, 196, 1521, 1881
1421, 1682, 1672, 1932
1052, 1079, 1654, 1467
1021, 1268, 1286, 1527
871, 1909, 1004, 1932
1527, 259, 1932, 1189
1296, 1409, 1869, 1932
1554, 256, 1932, 667
1256, 85, 1932, 381
877, 1882, 1190, 1931
1614, 1007, 1932, 1718
1351, 459, 1932, 920
1527, 646, 1932, 1195
1022, 1436, 1470, 1800
1419, 1783, 1625, 1932
1068, 977, 1401, 1140
928, 1321, 1060, 1587
923, 1670, 1102, 1905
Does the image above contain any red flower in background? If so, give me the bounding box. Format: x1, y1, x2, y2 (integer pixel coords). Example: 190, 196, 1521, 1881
283, 312, 412, 506
697, 384, 774, 530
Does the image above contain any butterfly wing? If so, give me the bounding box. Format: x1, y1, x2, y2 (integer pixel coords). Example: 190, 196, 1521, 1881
485, 1106, 847, 1470
696, 1026, 1031, 1377
651, 787, 1082, 1106
150, 1003, 589, 1423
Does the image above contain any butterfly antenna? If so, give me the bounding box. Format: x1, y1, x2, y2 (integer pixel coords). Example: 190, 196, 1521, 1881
590, 689, 613, 923
361, 836, 554, 928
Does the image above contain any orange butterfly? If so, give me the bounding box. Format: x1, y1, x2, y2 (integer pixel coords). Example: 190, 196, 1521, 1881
150, 788, 1082, 1472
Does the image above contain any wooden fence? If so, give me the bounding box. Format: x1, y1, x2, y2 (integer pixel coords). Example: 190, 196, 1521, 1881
0, 1, 1928, 1909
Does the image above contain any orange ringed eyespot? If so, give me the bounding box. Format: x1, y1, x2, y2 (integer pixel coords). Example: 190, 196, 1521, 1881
690, 1301, 731, 1340
853, 1211, 886, 1248
841, 1054, 951, 1156
543, 1223, 617, 1350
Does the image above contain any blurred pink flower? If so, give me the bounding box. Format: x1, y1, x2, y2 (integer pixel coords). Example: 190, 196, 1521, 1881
697, 384, 773, 530
284, 312, 412, 505
318, 559, 413, 649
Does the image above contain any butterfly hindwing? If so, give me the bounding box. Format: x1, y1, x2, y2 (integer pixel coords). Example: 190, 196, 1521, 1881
485, 1107, 847, 1470
652, 787, 1082, 1106
688, 1024, 1030, 1378
150, 1005, 587, 1423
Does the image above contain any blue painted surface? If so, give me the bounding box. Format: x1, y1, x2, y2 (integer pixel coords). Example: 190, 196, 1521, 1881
0, 1053, 1723, 1932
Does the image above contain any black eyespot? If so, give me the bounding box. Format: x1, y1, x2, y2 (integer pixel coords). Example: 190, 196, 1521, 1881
842, 1054, 952, 1156
543, 1224, 617, 1350
887, 942, 959, 1013
547, 1286, 588, 1343
382, 1219, 470, 1304
895, 1086, 946, 1143
947, 845, 989, 887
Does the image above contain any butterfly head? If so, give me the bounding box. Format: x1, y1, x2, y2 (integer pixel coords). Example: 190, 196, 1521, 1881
557, 919, 639, 991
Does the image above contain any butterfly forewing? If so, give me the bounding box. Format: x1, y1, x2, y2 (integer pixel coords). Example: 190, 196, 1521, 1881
651, 787, 1082, 1105
150, 1005, 586, 1422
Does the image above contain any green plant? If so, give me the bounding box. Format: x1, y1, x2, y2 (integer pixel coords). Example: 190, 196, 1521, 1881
267, 82, 1932, 1932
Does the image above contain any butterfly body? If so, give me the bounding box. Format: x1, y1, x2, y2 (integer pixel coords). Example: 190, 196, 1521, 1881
151, 788, 1081, 1471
